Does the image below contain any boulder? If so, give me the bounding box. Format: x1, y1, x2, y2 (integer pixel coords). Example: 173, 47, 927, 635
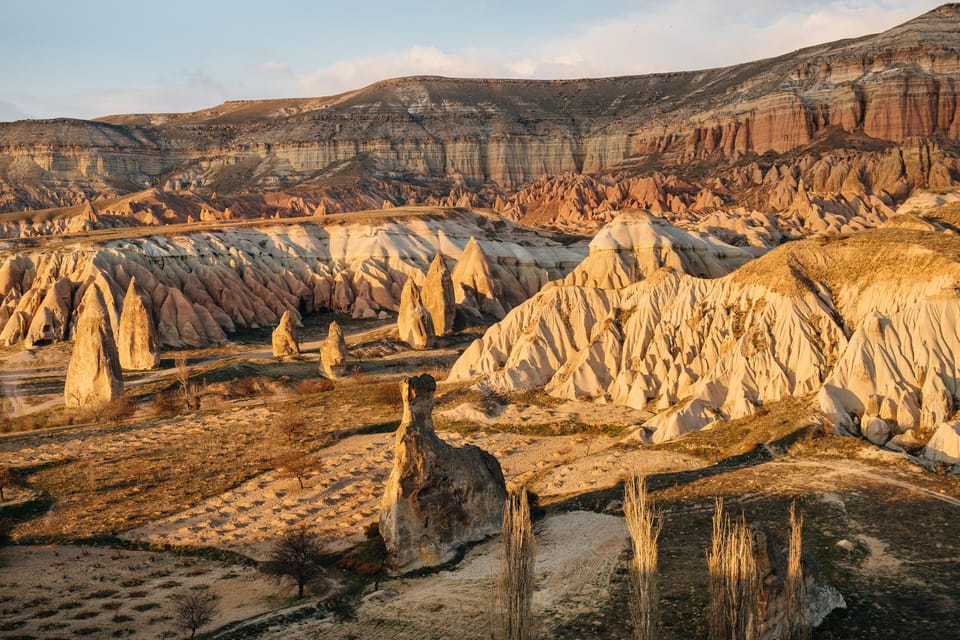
117, 277, 160, 370
421, 253, 455, 336
861, 415, 892, 446
380, 374, 507, 573
64, 286, 124, 408
397, 278, 435, 350
271, 310, 300, 358
320, 320, 348, 378
923, 422, 960, 464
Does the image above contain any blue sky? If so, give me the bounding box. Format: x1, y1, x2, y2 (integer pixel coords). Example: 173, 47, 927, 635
0, 0, 944, 121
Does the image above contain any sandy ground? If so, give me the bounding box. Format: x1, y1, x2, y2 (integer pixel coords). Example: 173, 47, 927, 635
253, 511, 628, 640
124, 429, 702, 559
0, 545, 279, 639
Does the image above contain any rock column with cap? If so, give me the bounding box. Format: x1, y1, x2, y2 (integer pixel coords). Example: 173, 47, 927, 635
379, 374, 507, 573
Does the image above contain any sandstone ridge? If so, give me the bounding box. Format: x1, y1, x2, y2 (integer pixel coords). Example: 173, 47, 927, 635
1, 6, 959, 218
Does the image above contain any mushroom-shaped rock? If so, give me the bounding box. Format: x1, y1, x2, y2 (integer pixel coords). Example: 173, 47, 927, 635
118, 277, 160, 370
421, 253, 455, 336
271, 310, 300, 358
397, 278, 435, 350
451, 237, 506, 319
320, 320, 348, 378
64, 286, 124, 409
379, 374, 507, 573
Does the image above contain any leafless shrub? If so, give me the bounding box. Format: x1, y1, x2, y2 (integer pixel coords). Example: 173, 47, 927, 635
368, 382, 402, 409
785, 502, 810, 640
708, 498, 762, 640
625, 472, 662, 640
294, 378, 335, 395
101, 395, 138, 425
263, 526, 325, 598
171, 587, 219, 639
232, 376, 271, 397
273, 451, 315, 489
175, 353, 201, 411
273, 408, 309, 443
493, 488, 536, 640
152, 390, 181, 417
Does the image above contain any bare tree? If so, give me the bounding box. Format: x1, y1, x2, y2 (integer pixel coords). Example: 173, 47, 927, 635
708, 499, 762, 640
785, 501, 810, 640
264, 526, 325, 598
175, 353, 201, 411
493, 488, 536, 640
273, 451, 315, 489
172, 587, 219, 639
273, 407, 309, 444
625, 472, 662, 640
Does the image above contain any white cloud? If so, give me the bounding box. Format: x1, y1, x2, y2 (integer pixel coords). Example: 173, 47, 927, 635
296, 46, 500, 96
293, 0, 939, 97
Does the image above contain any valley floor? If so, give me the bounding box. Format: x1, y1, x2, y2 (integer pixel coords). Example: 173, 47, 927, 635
1, 317, 958, 639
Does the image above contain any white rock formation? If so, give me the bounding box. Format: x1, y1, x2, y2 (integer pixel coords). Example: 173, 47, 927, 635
397, 279, 435, 350
923, 422, 960, 464
449, 209, 960, 444
421, 253, 455, 335
451, 237, 507, 319
0, 211, 585, 349
271, 310, 300, 358
64, 285, 124, 408
320, 320, 348, 378
117, 277, 160, 370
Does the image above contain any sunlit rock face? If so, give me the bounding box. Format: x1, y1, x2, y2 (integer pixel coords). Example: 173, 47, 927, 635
64, 285, 124, 409
450, 207, 960, 444
0, 210, 587, 349
1, 6, 958, 217
379, 374, 506, 573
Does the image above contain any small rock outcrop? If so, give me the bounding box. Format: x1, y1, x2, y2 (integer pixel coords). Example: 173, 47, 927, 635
752, 527, 846, 638
397, 278, 435, 350
64, 286, 124, 408
320, 320, 348, 378
380, 374, 507, 573
421, 253, 455, 336
271, 310, 300, 358
117, 277, 160, 370
923, 422, 960, 464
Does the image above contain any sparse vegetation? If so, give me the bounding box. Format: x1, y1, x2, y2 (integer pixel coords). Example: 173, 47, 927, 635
263, 526, 325, 599
494, 489, 536, 640
625, 472, 661, 640
785, 502, 810, 640
273, 451, 316, 489
175, 354, 202, 411
707, 499, 762, 640
171, 587, 219, 639
273, 407, 309, 443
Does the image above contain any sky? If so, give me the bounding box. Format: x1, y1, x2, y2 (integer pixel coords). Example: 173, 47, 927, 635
0, 0, 945, 121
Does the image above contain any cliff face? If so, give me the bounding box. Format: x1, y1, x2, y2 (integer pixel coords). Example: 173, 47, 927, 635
2, 5, 960, 213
